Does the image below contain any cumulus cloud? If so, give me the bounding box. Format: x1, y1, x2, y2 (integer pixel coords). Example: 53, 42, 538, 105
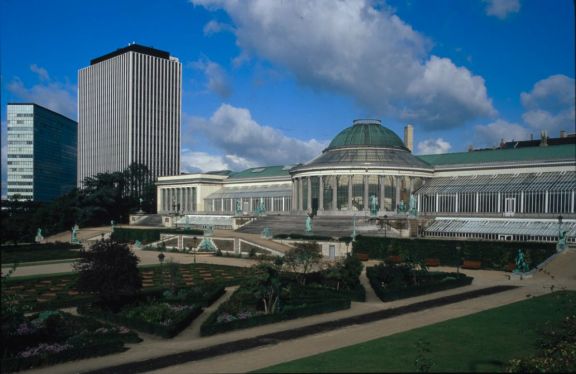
416, 138, 452, 155
7, 67, 77, 120
30, 64, 50, 81
183, 103, 326, 171
484, 0, 521, 19
191, 0, 496, 129
181, 151, 256, 173
190, 59, 232, 98
203, 20, 234, 35
520, 75, 575, 135
474, 119, 531, 147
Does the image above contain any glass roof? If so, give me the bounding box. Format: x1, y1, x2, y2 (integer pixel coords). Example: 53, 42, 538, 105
299, 147, 433, 170
327, 119, 407, 150
416, 171, 576, 194
206, 184, 292, 199
425, 218, 576, 237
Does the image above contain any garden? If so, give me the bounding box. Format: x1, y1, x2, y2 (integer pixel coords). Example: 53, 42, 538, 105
201, 243, 365, 336
366, 261, 473, 301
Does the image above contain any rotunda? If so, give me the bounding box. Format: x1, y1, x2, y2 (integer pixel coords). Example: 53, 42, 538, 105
290, 119, 433, 214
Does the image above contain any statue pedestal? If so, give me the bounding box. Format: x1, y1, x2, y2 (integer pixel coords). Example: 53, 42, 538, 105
507, 272, 533, 280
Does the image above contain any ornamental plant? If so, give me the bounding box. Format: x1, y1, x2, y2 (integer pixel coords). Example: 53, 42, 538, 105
74, 239, 142, 311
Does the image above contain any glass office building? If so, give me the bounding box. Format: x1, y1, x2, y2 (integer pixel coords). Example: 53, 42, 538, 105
6, 103, 77, 202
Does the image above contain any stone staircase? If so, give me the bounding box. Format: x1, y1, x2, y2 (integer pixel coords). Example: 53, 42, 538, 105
235, 215, 393, 238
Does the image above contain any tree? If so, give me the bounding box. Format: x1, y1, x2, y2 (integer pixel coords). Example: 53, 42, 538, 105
248, 262, 282, 314
284, 242, 322, 285
74, 239, 142, 310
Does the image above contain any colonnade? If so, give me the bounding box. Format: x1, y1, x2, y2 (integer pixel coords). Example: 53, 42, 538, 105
291, 174, 423, 213
158, 187, 197, 213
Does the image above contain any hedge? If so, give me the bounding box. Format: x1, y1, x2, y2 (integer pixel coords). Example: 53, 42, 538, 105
111, 228, 203, 243
1, 242, 83, 263
200, 298, 351, 336
366, 267, 474, 302
78, 304, 203, 339
353, 236, 556, 271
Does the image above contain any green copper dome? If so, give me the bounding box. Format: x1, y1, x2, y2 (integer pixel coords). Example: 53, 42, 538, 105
327, 119, 407, 150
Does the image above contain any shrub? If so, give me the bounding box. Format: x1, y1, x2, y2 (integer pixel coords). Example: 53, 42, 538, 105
353, 236, 555, 270
73, 240, 142, 310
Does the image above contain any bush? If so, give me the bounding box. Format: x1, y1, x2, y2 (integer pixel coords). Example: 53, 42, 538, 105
1, 242, 82, 263
74, 240, 142, 310
353, 236, 555, 270
274, 233, 335, 241
366, 264, 473, 301
111, 228, 203, 243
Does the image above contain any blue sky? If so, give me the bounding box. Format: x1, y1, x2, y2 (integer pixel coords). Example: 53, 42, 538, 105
1, 0, 575, 196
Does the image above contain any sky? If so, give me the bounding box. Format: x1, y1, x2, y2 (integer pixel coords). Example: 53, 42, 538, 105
1, 0, 575, 197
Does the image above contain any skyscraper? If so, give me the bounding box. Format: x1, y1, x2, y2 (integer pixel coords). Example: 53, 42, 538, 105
77, 44, 181, 187
6, 103, 77, 202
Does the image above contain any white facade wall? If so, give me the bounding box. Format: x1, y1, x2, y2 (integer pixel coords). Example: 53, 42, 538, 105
78, 50, 181, 186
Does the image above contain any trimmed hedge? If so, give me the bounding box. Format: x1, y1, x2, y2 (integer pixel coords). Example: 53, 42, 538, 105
353, 236, 555, 271
1, 242, 82, 263
366, 266, 473, 301
78, 303, 203, 339
274, 233, 335, 241
200, 298, 351, 336
111, 228, 203, 243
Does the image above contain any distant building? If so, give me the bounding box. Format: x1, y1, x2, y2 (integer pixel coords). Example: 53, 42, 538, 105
77, 44, 181, 187
6, 103, 77, 202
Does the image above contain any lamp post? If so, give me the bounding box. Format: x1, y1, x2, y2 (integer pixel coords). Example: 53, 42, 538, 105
192, 236, 198, 264
158, 252, 165, 286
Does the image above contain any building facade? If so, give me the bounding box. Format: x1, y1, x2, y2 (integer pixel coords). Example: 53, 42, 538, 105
7, 103, 77, 202
155, 119, 576, 243
78, 44, 181, 187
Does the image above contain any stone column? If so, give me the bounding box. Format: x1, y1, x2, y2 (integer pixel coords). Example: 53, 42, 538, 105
332, 177, 338, 211
307, 176, 312, 211
318, 176, 324, 211
395, 176, 401, 207
379, 176, 385, 212
348, 175, 353, 210
291, 179, 297, 212
363, 175, 369, 211
298, 178, 303, 211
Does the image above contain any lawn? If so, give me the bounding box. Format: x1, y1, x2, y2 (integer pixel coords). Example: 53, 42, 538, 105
256, 291, 575, 373
1, 243, 82, 264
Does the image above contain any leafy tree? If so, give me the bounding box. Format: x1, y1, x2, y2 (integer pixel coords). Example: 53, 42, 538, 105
247, 262, 282, 314
284, 242, 322, 285
74, 239, 142, 310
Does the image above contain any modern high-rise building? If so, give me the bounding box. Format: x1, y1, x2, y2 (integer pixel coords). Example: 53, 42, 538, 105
6, 103, 77, 202
77, 44, 181, 187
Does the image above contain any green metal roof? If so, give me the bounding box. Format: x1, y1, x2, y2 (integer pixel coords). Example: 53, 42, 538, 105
417, 144, 576, 167
327, 119, 406, 150
229, 165, 294, 179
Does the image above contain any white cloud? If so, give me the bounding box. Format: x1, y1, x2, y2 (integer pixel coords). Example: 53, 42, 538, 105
190, 59, 232, 98
416, 138, 452, 155
30, 64, 50, 81
191, 0, 496, 129
474, 119, 531, 147
180, 151, 256, 173
520, 75, 575, 135
203, 20, 234, 35
7, 76, 77, 120
484, 0, 521, 19
183, 103, 326, 169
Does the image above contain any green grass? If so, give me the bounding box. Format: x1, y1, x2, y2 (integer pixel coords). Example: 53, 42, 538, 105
256, 291, 576, 373
1, 246, 80, 263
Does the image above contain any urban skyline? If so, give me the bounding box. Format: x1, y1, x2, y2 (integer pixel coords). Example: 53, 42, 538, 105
1, 0, 574, 199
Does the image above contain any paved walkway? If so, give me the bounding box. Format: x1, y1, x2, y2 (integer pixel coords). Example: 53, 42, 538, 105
21, 251, 576, 374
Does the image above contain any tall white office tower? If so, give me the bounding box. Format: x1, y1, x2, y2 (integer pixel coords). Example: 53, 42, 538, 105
78, 44, 181, 187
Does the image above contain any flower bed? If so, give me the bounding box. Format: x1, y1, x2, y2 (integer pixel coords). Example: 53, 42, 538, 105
79, 299, 203, 339
200, 285, 351, 336
367, 263, 473, 302
2, 311, 141, 373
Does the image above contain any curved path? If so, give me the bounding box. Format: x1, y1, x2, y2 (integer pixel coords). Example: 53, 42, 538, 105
21, 251, 576, 374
